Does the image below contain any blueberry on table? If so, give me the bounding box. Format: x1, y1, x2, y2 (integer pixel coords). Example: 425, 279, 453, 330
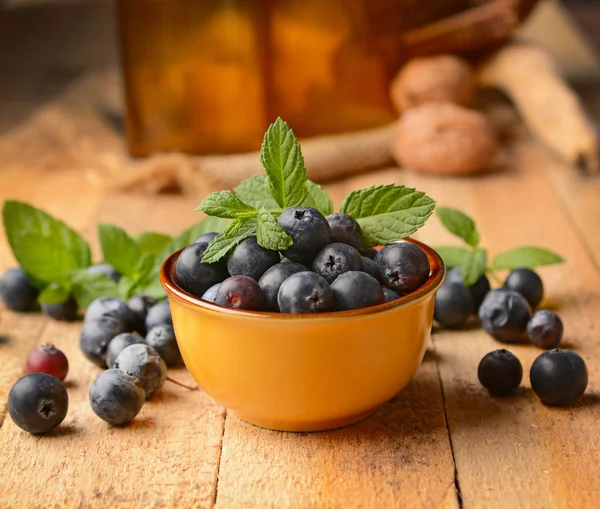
89, 369, 145, 426
445, 267, 491, 311
434, 282, 474, 329
0, 268, 39, 312
477, 349, 523, 397
80, 315, 133, 368
277, 207, 331, 265
85, 297, 138, 331
127, 295, 157, 330
227, 237, 280, 281
145, 300, 173, 331
331, 271, 384, 311
527, 310, 563, 349
41, 298, 78, 322
175, 242, 229, 297
106, 332, 146, 369
201, 283, 221, 303
361, 257, 381, 283
503, 268, 544, 308
87, 263, 121, 283
193, 232, 219, 245
277, 272, 333, 314
146, 324, 182, 367
25, 344, 69, 381
8, 373, 68, 434
377, 242, 430, 294
215, 276, 265, 311
326, 212, 363, 249
530, 349, 588, 406
478, 289, 532, 343
382, 287, 400, 302
114, 344, 167, 400
257, 262, 306, 311
312, 243, 363, 284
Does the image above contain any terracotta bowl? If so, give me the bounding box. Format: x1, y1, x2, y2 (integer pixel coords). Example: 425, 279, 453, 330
160, 239, 445, 432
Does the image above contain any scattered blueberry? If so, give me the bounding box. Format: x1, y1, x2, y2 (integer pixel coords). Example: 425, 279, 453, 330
146, 324, 182, 367
312, 243, 363, 284
8, 373, 68, 434
434, 282, 474, 329
278, 272, 333, 314
145, 300, 173, 331
87, 263, 120, 283
127, 295, 157, 332
0, 268, 38, 311
114, 344, 167, 400
382, 287, 400, 302
89, 369, 145, 425
377, 242, 430, 294
445, 267, 491, 311
326, 212, 363, 249
257, 262, 307, 311
175, 242, 228, 297
530, 349, 588, 406
106, 332, 146, 369
194, 232, 219, 245
25, 344, 69, 381
80, 315, 132, 368
201, 283, 221, 303
85, 297, 138, 331
331, 271, 384, 311
277, 207, 331, 265
361, 256, 381, 283
215, 276, 264, 311
478, 289, 532, 343
504, 268, 544, 308
477, 349, 523, 397
527, 310, 563, 349
41, 298, 78, 322
227, 237, 279, 280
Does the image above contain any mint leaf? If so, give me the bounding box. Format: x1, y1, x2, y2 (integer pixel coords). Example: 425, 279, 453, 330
201, 217, 257, 263
436, 207, 479, 246
235, 175, 279, 210
70, 270, 120, 309
117, 277, 138, 300
3, 200, 91, 284
434, 246, 472, 268
98, 224, 141, 278
134, 278, 166, 301
136, 232, 172, 255
461, 248, 487, 286
339, 184, 436, 246
260, 117, 307, 208
256, 208, 293, 250
196, 190, 256, 219
302, 180, 333, 216
492, 246, 564, 271
38, 284, 71, 305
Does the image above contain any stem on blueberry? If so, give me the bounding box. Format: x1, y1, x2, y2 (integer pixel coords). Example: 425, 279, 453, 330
166, 376, 199, 391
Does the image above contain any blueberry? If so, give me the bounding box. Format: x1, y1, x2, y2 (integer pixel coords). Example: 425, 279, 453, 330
114, 344, 167, 399
326, 212, 362, 249
145, 300, 173, 331
277, 207, 331, 265
80, 315, 132, 368
530, 349, 588, 406
127, 295, 157, 332
312, 243, 363, 284
87, 263, 120, 283
445, 267, 491, 311
361, 256, 381, 283
377, 242, 430, 294
175, 242, 228, 297
8, 373, 68, 434
227, 237, 279, 280
477, 349, 523, 397
89, 369, 145, 425
257, 262, 307, 311
503, 268, 544, 308
330, 271, 384, 311
527, 310, 563, 349
194, 232, 219, 245
0, 268, 38, 311
478, 289, 532, 343
277, 272, 333, 314
434, 282, 474, 329
201, 283, 221, 303
41, 298, 78, 322
146, 324, 182, 367
25, 344, 69, 381
85, 297, 138, 331
106, 332, 146, 369
383, 287, 400, 302
359, 246, 378, 260
215, 276, 264, 311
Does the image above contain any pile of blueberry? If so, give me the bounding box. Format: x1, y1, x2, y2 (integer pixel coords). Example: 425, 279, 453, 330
176, 208, 431, 313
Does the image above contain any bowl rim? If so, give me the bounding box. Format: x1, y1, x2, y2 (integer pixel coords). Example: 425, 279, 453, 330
160, 238, 445, 320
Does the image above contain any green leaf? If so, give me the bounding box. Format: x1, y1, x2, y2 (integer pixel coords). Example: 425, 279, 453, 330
134, 278, 166, 301
260, 117, 308, 209
201, 217, 258, 263
2, 200, 92, 284
302, 180, 334, 216
38, 284, 71, 305
70, 270, 120, 309
235, 175, 279, 210
117, 277, 138, 300
339, 184, 436, 246
135, 232, 172, 255
196, 190, 256, 219
436, 207, 479, 246
256, 208, 293, 251
492, 246, 564, 271
434, 246, 472, 268
461, 249, 488, 286
98, 224, 141, 278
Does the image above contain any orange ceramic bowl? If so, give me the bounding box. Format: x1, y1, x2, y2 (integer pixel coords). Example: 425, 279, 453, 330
160, 239, 444, 432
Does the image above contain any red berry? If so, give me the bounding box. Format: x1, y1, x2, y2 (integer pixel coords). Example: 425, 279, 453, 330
25, 344, 69, 381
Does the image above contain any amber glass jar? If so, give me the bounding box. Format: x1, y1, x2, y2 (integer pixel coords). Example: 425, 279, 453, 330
117, 0, 466, 156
